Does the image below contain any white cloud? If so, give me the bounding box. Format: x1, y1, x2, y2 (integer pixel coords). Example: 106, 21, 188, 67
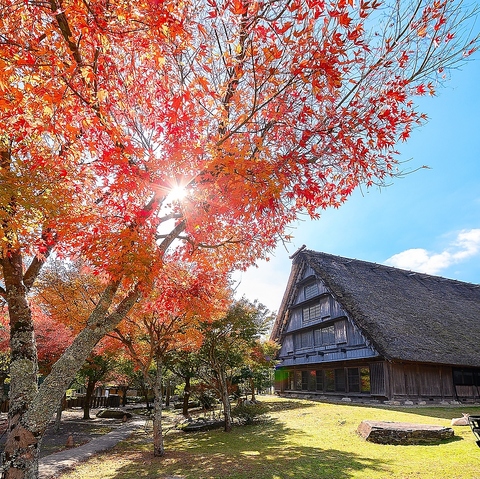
384, 229, 480, 275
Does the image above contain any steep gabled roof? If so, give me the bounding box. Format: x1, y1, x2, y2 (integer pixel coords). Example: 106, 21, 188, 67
271, 249, 480, 367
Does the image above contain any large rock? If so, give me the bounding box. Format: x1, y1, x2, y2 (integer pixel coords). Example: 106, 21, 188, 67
357, 420, 454, 445
96, 409, 132, 419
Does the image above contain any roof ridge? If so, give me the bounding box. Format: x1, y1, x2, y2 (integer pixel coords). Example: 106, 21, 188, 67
302, 249, 480, 287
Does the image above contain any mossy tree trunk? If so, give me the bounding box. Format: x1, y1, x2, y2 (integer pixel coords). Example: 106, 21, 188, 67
0, 264, 139, 479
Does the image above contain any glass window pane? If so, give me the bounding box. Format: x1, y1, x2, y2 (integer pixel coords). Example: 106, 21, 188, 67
360, 367, 371, 393
301, 371, 309, 390
322, 326, 335, 345
294, 371, 302, 390
335, 369, 346, 392
335, 320, 347, 344
304, 283, 319, 300
320, 296, 330, 318
316, 370, 323, 391
325, 369, 335, 392
348, 368, 360, 393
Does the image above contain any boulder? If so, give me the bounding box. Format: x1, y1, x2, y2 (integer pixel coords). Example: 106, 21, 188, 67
357, 420, 454, 445
96, 409, 132, 419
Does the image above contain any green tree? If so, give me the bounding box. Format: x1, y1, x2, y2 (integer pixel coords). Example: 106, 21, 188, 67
198, 298, 271, 431
77, 352, 115, 420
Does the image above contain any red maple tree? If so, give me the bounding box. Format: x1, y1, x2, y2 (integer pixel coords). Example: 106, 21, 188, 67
0, 1, 478, 476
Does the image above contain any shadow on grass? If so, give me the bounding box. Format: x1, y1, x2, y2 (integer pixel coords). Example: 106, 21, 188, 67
107, 419, 389, 479
263, 399, 317, 413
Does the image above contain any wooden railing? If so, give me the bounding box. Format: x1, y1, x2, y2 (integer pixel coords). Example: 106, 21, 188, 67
0, 394, 120, 413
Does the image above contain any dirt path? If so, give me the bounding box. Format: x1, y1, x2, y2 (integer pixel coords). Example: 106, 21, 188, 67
0, 408, 142, 458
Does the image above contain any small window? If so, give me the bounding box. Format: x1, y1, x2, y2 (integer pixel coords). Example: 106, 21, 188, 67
301, 371, 309, 391
334, 320, 347, 344
303, 303, 321, 322
348, 368, 360, 393
294, 331, 313, 350
325, 369, 335, 392
302, 331, 312, 349
320, 296, 331, 318
360, 367, 371, 393
335, 369, 346, 392
294, 371, 302, 390
322, 325, 335, 345
304, 283, 319, 300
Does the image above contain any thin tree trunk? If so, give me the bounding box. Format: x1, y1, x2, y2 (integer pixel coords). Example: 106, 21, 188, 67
143, 384, 150, 409
53, 396, 65, 433
182, 376, 191, 417
164, 378, 170, 408
120, 386, 128, 407
218, 369, 232, 432
250, 377, 256, 402
152, 357, 164, 457
83, 378, 96, 420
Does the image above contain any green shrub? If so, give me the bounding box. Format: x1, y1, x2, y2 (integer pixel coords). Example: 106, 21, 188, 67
232, 400, 269, 425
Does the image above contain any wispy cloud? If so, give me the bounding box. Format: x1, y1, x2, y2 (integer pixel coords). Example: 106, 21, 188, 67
384, 229, 480, 275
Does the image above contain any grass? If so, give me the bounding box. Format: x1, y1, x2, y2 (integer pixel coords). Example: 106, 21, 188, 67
58, 396, 480, 479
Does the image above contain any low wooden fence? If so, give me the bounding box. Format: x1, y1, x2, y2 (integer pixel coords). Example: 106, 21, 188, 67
1, 394, 120, 413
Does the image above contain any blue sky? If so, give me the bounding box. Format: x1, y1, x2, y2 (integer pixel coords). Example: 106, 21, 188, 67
234, 53, 480, 314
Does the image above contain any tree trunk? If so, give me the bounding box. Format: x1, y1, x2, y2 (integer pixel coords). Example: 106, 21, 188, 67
1, 250, 41, 479
250, 377, 256, 402
141, 383, 150, 409
152, 358, 164, 457
0, 278, 139, 479
164, 378, 170, 408
182, 376, 191, 417
218, 369, 232, 432
54, 396, 65, 433
120, 386, 128, 407
83, 378, 96, 420
0, 375, 7, 406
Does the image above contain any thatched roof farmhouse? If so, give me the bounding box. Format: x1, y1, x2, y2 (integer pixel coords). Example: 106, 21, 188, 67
270, 248, 480, 403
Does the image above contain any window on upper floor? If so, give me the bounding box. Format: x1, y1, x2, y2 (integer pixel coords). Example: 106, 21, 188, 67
313, 325, 335, 346
303, 303, 321, 322
313, 320, 347, 347
334, 319, 347, 344
304, 282, 319, 300
322, 325, 335, 345
302, 295, 331, 323
294, 330, 313, 350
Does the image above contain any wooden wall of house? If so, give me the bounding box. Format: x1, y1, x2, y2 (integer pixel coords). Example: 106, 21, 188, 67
277, 270, 378, 366
387, 363, 457, 401
275, 361, 480, 402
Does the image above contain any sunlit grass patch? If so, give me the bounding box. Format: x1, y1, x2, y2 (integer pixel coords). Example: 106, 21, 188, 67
59, 396, 480, 479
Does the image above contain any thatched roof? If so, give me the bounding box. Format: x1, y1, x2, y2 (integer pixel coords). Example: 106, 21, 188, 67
272, 249, 480, 368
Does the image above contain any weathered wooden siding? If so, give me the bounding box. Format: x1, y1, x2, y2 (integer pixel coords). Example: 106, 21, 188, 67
278, 272, 379, 369
370, 362, 386, 397
389, 363, 456, 400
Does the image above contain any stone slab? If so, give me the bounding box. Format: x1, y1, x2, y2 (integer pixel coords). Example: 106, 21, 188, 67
357, 420, 454, 445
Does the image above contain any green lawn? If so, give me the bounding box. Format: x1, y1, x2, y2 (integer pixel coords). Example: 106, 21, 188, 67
59, 396, 480, 479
